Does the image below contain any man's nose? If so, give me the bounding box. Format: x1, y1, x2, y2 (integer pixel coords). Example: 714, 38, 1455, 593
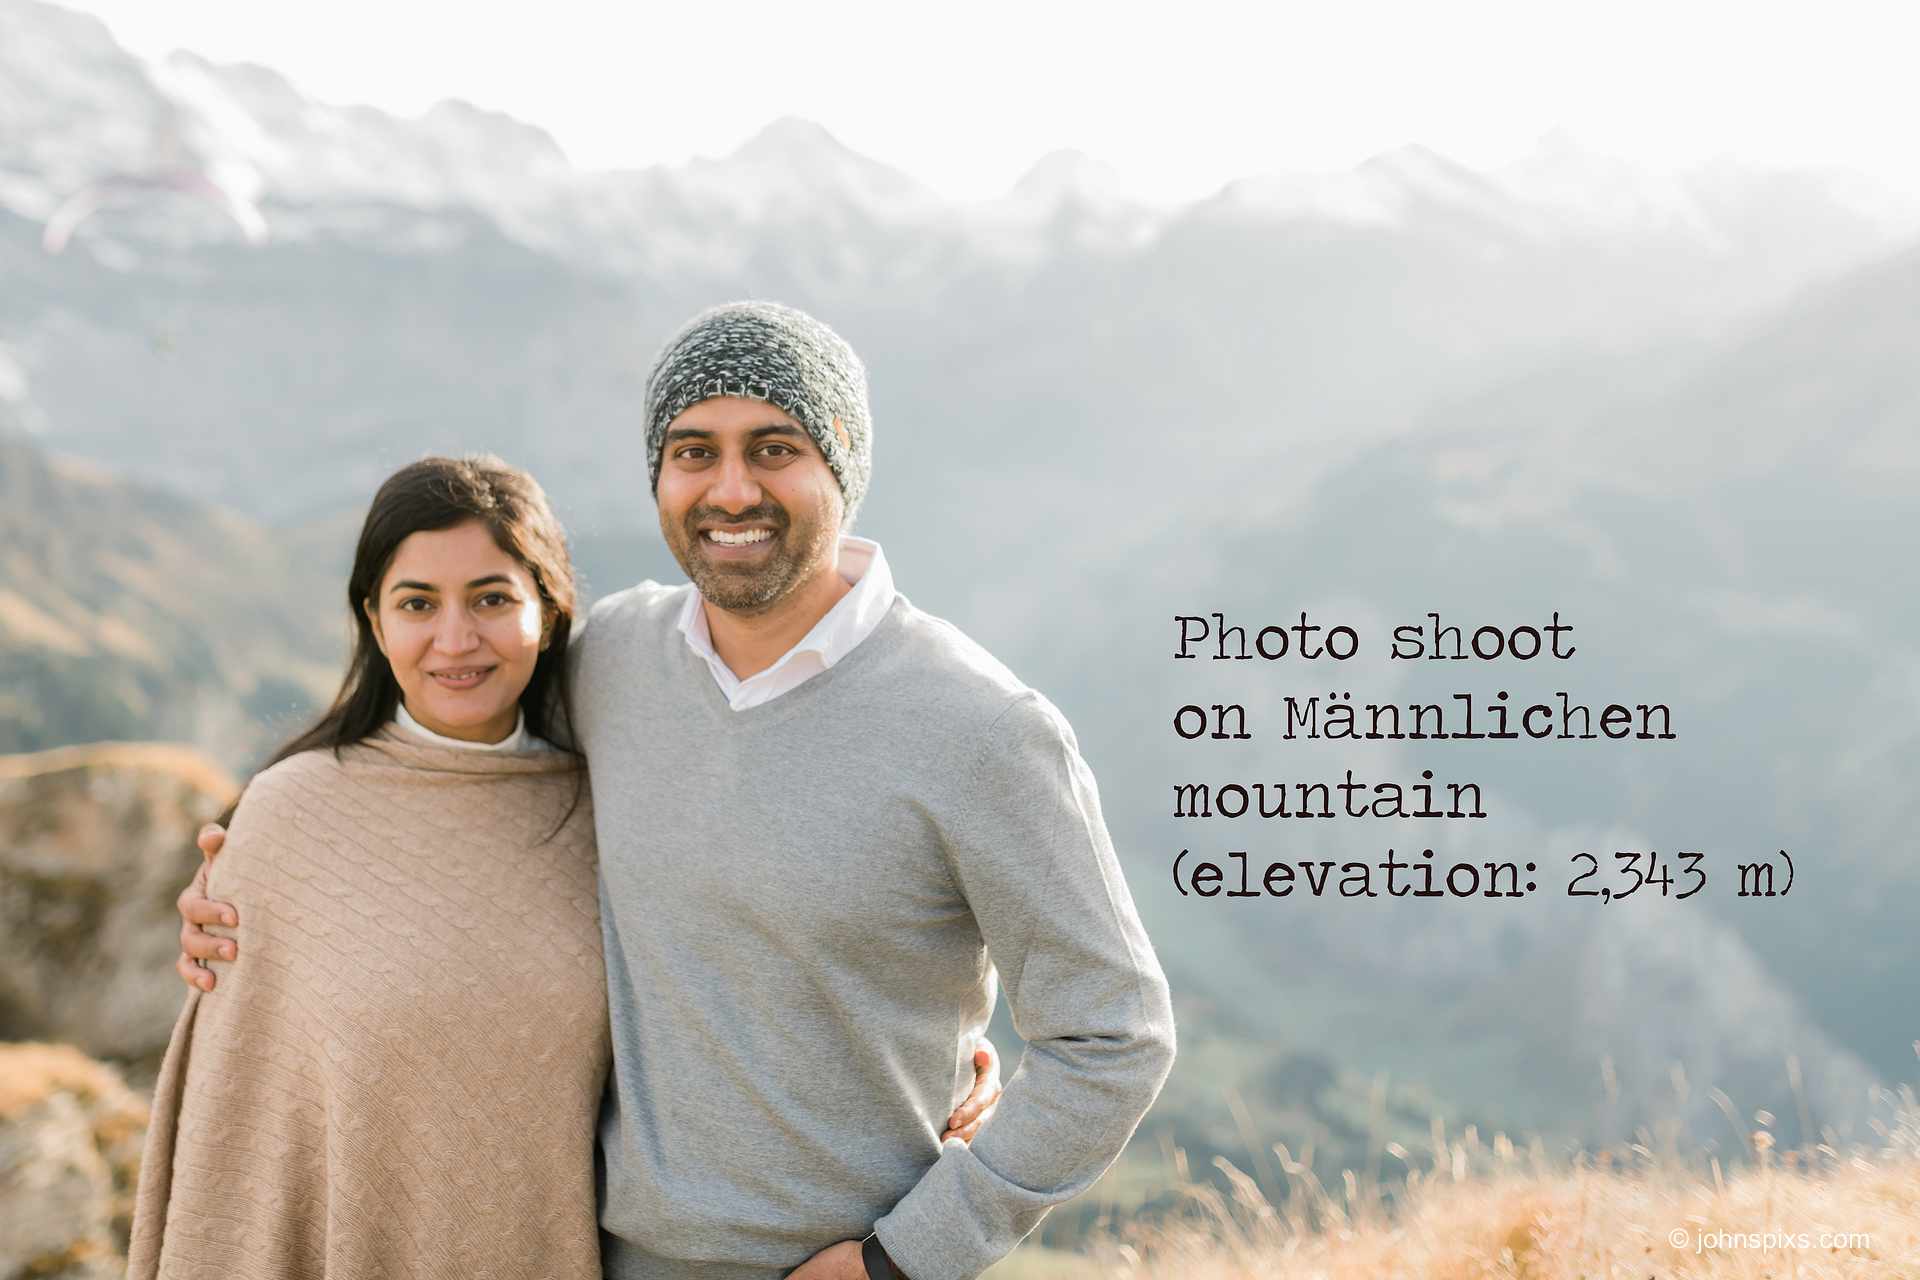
707, 452, 762, 512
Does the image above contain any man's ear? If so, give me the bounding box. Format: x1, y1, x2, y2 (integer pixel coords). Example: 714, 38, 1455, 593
363, 598, 387, 656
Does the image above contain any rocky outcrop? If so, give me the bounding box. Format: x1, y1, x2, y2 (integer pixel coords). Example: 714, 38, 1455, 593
0, 1042, 147, 1278
0, 743, 236, 1068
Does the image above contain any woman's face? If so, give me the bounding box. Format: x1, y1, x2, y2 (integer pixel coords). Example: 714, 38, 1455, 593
365, 519, 551, 744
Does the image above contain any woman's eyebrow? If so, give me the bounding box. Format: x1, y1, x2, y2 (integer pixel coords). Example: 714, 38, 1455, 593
386, 575, 513, 594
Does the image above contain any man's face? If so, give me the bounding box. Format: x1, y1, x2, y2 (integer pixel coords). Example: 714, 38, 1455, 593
656, 396, 844, 615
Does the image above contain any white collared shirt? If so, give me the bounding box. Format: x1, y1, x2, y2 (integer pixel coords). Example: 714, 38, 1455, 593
677, 535, 898, 711
394, 702, 553, 752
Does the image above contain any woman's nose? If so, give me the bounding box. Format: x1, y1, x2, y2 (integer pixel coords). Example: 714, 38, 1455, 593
432, 607, 480, 652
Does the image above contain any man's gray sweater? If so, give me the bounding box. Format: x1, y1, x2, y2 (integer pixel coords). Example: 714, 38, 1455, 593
572, 582, 1175, 1280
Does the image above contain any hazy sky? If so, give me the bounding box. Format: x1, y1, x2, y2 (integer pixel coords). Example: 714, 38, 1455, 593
64, 0, 1920, 201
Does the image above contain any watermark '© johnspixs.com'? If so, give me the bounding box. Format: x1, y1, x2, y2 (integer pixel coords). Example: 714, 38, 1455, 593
1667, 1227, 1872, 1253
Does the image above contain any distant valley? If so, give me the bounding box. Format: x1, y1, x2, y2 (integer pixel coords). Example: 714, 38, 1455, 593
2, 0, 1916, 1206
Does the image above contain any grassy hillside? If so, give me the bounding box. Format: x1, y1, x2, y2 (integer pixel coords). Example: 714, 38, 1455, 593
0, 428, 340, 770
989, 1082, 1920, 1278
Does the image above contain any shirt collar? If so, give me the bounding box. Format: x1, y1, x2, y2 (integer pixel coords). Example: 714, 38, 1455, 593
677, 535, 896, 684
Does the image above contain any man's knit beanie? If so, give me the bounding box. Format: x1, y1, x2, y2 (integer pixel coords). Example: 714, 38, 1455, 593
643, 301, 872, 523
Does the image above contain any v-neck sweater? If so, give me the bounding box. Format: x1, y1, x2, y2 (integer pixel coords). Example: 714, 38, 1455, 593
573, 580, 1175, 1280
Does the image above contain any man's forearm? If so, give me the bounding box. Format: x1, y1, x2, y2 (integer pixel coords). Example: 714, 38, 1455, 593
872, 1007, 1175, 1280
873, 694, 1177, 1280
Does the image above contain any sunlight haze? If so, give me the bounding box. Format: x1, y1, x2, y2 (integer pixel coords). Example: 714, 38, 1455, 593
58, 0, 1920, 201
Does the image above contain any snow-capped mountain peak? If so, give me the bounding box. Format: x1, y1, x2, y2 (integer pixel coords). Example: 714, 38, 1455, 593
1007, 149, 1131, 209
4, 0, 1916, 286
674, 115, 940, 223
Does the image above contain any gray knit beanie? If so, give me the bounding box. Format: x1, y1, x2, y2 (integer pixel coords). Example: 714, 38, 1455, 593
644, 301, 872, 523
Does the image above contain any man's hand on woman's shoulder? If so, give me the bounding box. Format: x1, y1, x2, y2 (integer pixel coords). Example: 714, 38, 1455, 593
175, 823, 237, 992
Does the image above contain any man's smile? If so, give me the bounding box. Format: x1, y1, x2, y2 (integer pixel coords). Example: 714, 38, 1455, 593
691, 511, 787, 564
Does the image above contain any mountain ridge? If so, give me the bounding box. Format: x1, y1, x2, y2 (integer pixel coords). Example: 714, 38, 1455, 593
7, 0, 1916, 282
0, 426, 339, 769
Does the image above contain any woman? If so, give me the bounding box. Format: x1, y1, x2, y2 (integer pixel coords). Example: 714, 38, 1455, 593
131, 455, 998, 1278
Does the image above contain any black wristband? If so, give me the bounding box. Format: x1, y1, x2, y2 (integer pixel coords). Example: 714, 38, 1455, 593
861, 1232, 905, 1280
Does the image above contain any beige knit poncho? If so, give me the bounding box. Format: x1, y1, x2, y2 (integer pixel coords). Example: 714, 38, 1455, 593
128, 728, 607, 1279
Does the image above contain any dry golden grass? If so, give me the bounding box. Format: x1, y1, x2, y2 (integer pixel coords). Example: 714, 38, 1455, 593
1077, 1113, 1920, 1280
0, 1042, 146, 1124
0, 1043, 150, 1274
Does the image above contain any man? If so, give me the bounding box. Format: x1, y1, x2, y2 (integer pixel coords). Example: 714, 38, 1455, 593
180, 300, 1175, 1279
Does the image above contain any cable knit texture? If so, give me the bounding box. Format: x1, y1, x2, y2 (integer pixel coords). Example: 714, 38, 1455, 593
126, 727, 606, 1280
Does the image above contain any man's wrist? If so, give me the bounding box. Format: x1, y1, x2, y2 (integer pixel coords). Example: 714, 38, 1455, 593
861, 1231, 908, 1280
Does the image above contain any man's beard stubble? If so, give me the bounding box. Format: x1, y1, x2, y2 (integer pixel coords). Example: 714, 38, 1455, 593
667, 497, 840, 616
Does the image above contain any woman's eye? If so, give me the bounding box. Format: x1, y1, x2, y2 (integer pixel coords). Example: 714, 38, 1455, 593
477, 592, 512, 608
398, 597, 433, 613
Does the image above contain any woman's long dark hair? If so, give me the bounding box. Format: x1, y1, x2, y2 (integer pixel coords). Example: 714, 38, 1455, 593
227, 454, 584, 826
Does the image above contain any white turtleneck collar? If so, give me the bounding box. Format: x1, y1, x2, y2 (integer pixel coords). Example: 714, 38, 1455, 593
393, 702, 552, 753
